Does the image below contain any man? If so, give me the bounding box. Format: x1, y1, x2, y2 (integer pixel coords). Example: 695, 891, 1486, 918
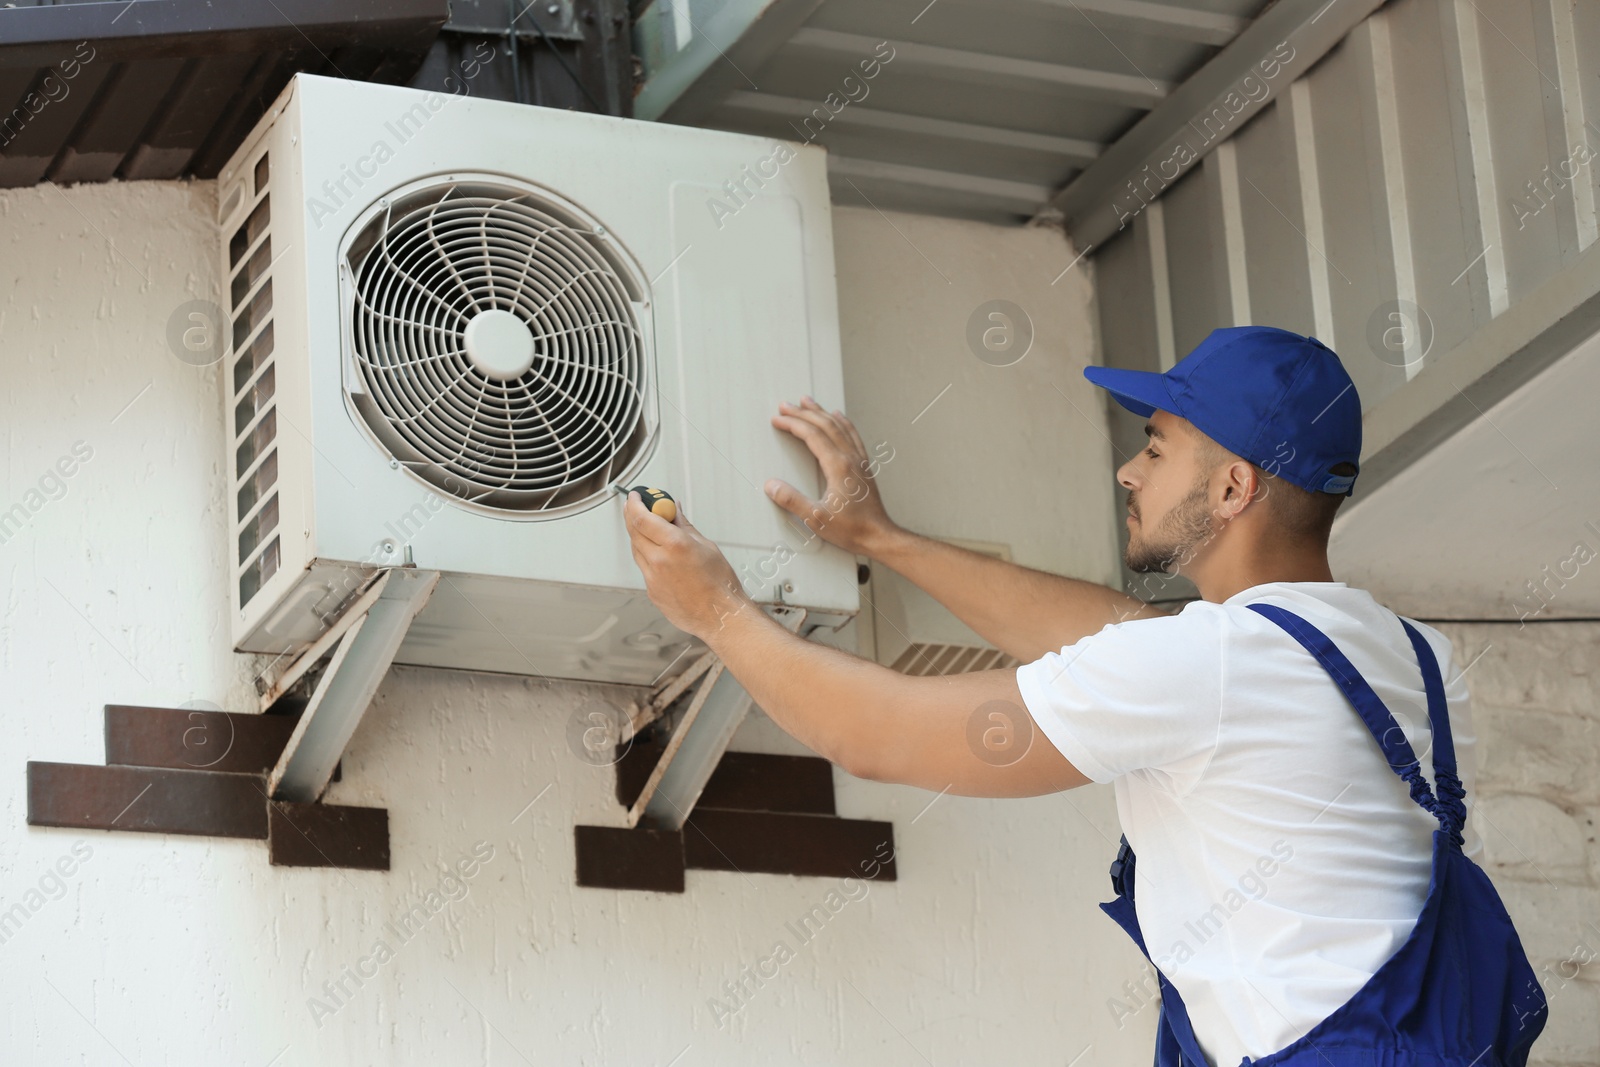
623, 326, 1546, 1065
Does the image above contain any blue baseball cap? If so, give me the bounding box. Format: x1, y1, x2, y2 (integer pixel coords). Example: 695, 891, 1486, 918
1084, 326, 1362, 496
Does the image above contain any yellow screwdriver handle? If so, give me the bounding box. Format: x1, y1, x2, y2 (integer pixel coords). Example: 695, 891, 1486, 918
625, 485, 677, 523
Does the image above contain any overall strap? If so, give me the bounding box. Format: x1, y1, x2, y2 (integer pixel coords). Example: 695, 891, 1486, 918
1397, 615, 1468, 843
1247, 602, 1465, 846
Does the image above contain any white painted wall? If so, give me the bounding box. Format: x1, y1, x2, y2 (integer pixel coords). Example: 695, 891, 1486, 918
826, 204, 1114, 585
1330, 324, 1600, 621
827, 204, 1121, 660
0, 181, 1150, 1065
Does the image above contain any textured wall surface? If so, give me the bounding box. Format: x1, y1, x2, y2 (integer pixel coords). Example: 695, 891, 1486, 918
828, 203, 1121, 659
827, 203, 1115, 586
1436, 620, 1600, 1067
0, 180, 1150, 1065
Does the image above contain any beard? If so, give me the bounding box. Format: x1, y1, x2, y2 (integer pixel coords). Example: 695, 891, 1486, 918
1124, 477, 1215, 574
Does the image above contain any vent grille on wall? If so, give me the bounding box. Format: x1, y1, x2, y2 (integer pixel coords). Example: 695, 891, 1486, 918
889, 643, 1019, 676
229, 150, 281, 610
867, 537, 1020, 677
341, 177, 655, 518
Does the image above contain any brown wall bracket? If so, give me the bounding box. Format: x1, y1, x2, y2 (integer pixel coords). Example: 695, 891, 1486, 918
574, 742, 897, 892
26, 704, 389, 870
625, 605, 811, 830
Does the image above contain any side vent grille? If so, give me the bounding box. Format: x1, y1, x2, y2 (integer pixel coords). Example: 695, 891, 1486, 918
227, 149, 280, 610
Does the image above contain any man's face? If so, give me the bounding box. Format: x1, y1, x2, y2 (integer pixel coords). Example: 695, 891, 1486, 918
1115, 410, 1218, 574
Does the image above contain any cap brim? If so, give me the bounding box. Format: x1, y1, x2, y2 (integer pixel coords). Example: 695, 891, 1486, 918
1082, 366, 1174, 419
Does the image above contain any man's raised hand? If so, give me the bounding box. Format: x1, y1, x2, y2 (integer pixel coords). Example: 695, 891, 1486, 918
767, 396, 898, 557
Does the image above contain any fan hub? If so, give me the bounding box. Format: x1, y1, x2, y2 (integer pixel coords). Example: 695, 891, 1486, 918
463, 309, 536, 380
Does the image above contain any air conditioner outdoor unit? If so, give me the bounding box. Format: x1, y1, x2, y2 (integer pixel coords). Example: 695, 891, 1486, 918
217, 74, 858, 689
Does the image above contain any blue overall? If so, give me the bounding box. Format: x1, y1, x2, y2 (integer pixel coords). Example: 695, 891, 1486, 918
1100, 603, 1548, 1066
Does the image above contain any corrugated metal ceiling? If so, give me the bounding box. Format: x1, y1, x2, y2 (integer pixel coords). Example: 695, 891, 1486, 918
633, 0, 1274, 225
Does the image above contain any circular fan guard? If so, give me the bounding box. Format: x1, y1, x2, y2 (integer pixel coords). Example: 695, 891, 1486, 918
342, 178, 654, 518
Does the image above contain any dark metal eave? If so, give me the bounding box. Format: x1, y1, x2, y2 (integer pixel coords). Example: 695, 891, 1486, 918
0, 0, 450, 188
0, 0, 447, 66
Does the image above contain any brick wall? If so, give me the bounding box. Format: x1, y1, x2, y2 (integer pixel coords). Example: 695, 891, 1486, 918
1439, 620, 1600, 1067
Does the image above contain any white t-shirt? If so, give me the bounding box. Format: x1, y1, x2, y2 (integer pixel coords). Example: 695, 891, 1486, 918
1014, 582, 1480, 1067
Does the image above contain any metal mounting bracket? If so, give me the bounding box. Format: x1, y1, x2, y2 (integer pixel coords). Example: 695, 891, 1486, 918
257, 570, 391, 713
445, 0, 583, 43
267, 568, 441, 803
626, 604, 809, 831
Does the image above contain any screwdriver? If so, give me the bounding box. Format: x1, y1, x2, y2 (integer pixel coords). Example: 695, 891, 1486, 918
614, 483, 677, 523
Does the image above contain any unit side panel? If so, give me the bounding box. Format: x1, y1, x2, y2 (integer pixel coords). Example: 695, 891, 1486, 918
220, 87, 317, 650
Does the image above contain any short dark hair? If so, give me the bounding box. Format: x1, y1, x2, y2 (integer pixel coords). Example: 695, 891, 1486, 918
1194, 435, 1355, 543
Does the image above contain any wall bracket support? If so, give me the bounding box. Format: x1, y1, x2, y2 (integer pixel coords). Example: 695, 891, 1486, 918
267, 568, 440, 803
626, 604, 809, 831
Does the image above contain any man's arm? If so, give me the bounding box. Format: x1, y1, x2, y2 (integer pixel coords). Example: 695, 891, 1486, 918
767, 397, 1169, 661
865, 526, 1168, 663
622, 491, 1090, 798
704, 602, 1091, 798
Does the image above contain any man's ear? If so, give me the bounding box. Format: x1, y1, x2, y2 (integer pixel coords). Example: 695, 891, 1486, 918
1219, 460, 1262, 519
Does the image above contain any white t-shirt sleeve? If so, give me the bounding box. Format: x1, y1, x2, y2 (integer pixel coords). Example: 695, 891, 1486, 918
1014, 611, 1224, 786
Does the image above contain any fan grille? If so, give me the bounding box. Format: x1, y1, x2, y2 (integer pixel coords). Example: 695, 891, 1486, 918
343, 179, 653, 517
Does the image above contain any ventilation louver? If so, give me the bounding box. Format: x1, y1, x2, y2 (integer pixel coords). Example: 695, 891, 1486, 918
340, 176, 656, 519
229, 149, 281, 609
890, 643, 1019, 676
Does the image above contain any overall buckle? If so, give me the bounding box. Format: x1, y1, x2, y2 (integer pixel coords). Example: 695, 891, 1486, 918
1108, 834, 1136, 898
